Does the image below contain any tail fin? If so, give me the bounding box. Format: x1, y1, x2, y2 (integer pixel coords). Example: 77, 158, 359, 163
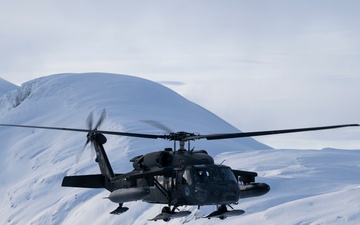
91, 133, 114, 177
90, 133, 115, 190
62, 133, 115, 191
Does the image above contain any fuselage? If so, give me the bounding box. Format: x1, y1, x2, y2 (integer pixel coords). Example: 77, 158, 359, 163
107, 149, 269, 206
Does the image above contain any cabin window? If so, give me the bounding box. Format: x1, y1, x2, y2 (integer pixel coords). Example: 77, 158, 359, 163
182, 170, 192, 185
155, 175, 172, 190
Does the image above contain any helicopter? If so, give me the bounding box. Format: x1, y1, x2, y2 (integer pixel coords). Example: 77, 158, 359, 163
0, 110, 358, 221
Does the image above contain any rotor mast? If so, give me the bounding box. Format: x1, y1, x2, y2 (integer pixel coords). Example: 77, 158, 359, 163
179, 140, 186, 150
173, 138, 189, 151
167, 132, 196, 151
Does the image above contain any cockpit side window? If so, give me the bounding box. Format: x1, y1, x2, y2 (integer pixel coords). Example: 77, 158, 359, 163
194, 169, 210, 183
194, 167, 222, 183
191, 166, 237, 184
207, 167, 222, 182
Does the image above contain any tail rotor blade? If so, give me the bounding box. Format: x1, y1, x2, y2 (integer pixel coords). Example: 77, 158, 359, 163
76, 139, 90, 163
94, 109, 106, 130
78, 109, 106, 162
86, 111, 94, 130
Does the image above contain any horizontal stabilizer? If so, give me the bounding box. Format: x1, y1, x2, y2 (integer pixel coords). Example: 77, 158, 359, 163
62, 174, 105, 188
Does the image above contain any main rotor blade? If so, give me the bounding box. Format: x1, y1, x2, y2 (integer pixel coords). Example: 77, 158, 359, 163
184, 124, 360, 141
1, 123, 358, 141
141, 120, 173, 133
0, 124, 165, 139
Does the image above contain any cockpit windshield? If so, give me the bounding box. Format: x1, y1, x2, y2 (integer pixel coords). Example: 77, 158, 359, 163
219, 167, 237, 182
192, 166, 237, 184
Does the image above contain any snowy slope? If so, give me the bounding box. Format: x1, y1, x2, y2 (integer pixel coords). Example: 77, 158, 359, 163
0, 78, 18, 95
0, 73, 359, 225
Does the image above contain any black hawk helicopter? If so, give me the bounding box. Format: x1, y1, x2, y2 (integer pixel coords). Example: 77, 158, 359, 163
0, 110, 358, 221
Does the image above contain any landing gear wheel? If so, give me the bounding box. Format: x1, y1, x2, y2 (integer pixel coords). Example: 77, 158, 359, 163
204, 204, 244, 220
218, 205, 227, 212
162, 206, 171, 213
218, 205, 227, 220
162, 206, 171, 222
149, 206, 191, 222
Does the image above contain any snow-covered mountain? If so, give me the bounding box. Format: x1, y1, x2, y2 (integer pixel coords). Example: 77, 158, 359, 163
0, 77, 18, 96
0, 73, 359, 225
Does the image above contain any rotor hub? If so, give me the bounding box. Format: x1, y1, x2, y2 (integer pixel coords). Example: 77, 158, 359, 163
166, 131, 197, 141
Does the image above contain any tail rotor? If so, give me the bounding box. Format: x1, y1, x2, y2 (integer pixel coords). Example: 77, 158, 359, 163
76, 109, 107, 162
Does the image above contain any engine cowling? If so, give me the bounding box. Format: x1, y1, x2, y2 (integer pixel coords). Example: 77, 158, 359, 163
131, 150, 173, 169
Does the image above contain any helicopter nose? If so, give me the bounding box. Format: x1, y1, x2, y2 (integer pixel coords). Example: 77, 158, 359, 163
218, 184, 241, 203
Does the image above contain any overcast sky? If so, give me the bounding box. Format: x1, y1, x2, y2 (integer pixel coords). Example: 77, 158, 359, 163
1, 0, 359, 149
